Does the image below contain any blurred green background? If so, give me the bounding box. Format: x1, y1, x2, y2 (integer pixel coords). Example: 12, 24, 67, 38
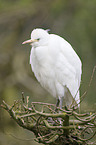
0, 0, 96, 145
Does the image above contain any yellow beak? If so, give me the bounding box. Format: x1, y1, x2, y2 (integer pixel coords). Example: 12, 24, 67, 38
22, 39, 37, 44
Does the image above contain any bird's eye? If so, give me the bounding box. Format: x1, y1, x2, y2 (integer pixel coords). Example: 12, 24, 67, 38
37, 38, 40, 41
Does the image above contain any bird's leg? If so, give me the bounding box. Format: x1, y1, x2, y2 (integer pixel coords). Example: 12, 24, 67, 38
55, 97, 63, 111
48, 98, 60, 124
56, 98, 60, 107
59, 96, 63, 109
55, 98, 60, 112
54, 97, 63, 125
55, 97, 63, 112
58, 96, 63, 125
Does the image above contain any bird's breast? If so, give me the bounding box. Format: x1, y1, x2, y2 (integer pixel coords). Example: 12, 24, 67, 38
30, 46, 52, 73
30, 46, 57, 97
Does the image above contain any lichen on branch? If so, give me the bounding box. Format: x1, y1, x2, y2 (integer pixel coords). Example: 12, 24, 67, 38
1, 95, 96, 145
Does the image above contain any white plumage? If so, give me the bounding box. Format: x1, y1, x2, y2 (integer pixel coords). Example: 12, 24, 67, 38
22, 28, 82, 108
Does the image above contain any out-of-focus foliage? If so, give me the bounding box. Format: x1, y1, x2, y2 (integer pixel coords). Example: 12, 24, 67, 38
0, 0, 96, 145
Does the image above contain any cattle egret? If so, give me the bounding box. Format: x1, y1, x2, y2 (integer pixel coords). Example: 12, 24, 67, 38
22, 28, 82, 108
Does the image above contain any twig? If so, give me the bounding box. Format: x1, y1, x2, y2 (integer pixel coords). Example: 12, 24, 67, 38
79, 65, 96, 106
1, 98, 96, 144
78, 131, 96, 142
43, 120, 78, 129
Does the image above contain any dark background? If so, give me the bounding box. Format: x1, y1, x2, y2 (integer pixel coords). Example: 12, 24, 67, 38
0, 0, 96, 144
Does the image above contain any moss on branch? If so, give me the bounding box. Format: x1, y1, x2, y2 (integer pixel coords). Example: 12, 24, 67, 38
1, 95, 96, 145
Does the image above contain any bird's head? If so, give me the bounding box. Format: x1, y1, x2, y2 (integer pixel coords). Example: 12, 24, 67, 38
22, 28, 50, 47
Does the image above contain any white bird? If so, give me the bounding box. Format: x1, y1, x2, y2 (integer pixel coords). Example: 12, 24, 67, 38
22, 28, 82, 108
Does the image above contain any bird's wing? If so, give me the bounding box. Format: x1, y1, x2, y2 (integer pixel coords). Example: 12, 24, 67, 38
59, 35, 82, 86
50, 34, 82, 103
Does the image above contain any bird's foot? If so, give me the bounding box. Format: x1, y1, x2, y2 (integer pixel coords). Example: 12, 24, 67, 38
54, 98, 60, 112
